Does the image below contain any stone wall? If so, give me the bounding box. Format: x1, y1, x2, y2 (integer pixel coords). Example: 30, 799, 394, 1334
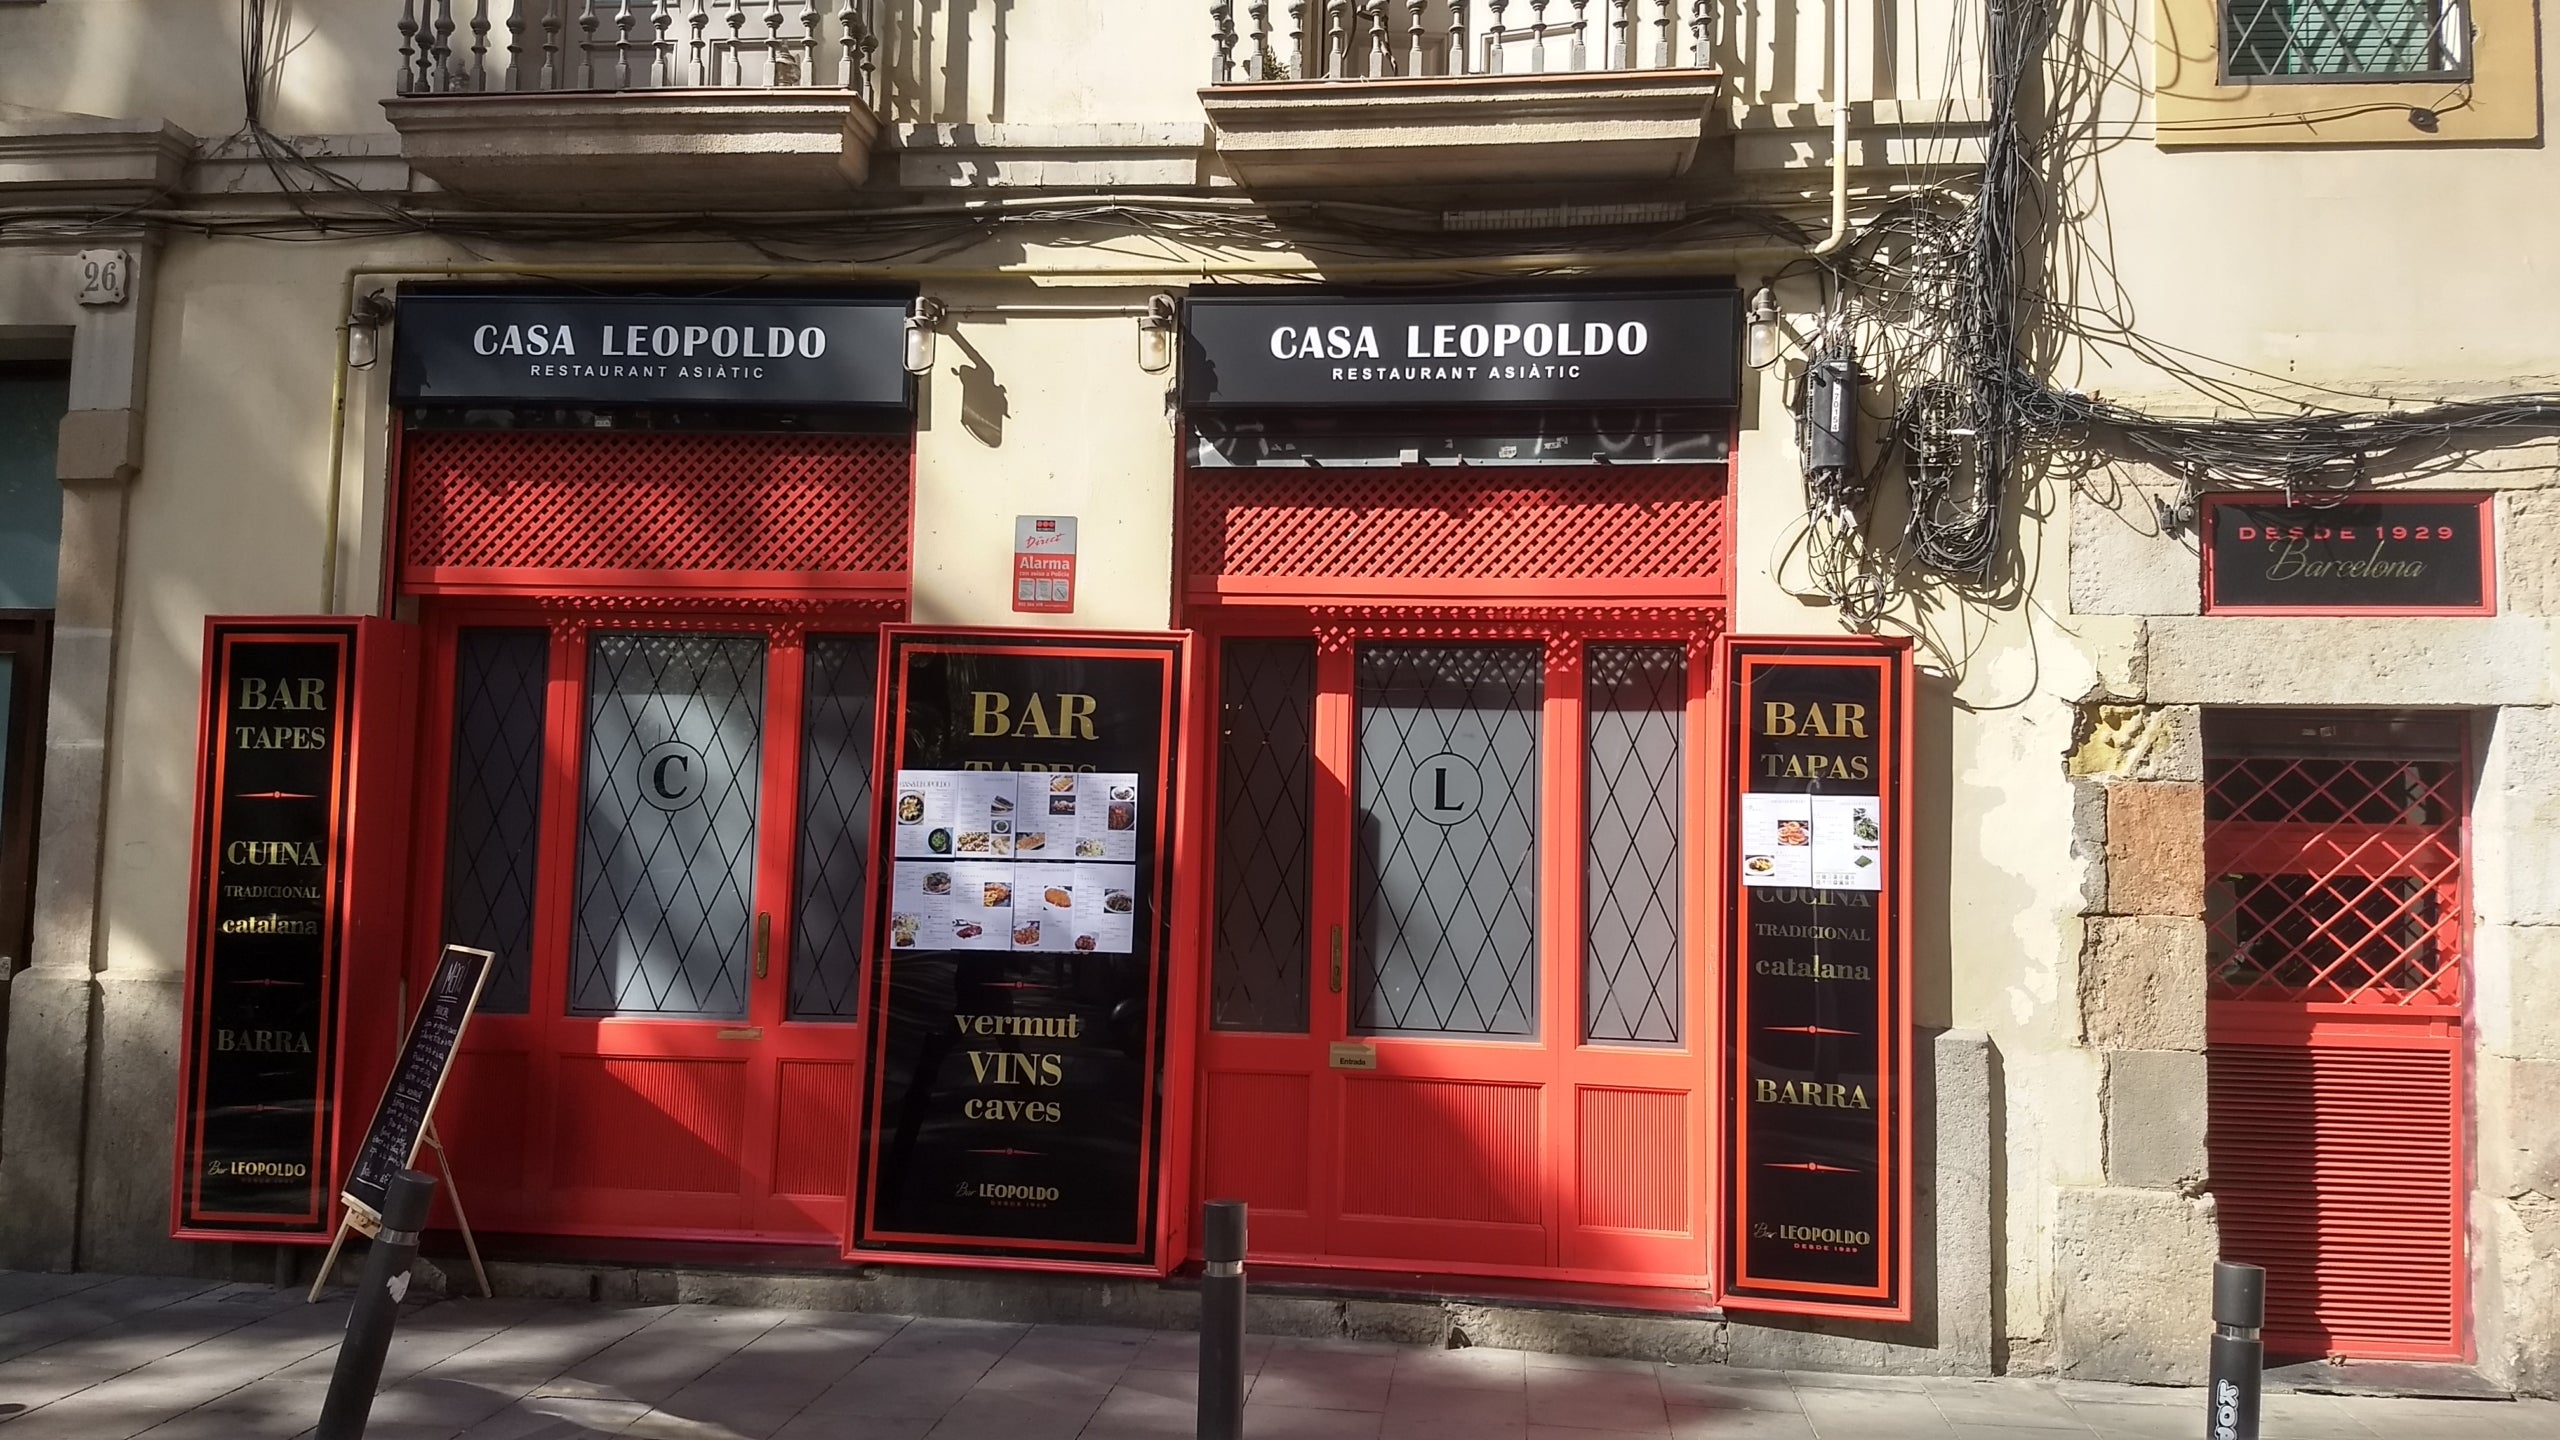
2052, 701, 2216, 1383
2063, 468, 2560, 1397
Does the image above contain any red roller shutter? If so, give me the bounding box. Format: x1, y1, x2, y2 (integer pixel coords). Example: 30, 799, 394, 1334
2206, 1030, 2465, 1360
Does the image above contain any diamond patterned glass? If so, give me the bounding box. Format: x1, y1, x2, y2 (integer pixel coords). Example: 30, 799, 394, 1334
570, 632, 766, 1020
790, 634, 877, 1022
1212, 639, 1316, 1034
1353, 644, 1542, 1039
438, 628, 550, 1014
2222, 0, 2467, 80
1585, 644, 1685, 1046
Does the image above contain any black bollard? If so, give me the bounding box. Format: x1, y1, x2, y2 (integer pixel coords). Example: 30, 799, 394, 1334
2205, 1261, 2263, 1440
1197, 1199, 1247, 1440
315, 1169, 438, 1440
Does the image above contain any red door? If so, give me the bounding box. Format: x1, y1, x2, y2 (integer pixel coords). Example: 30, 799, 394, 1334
417, 604, 882, 1242
2202, 710, 2471, 1360
1196, 620, 1715, 1286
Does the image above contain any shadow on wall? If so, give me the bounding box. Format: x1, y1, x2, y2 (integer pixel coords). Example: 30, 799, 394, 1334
879, 0, 1015, 124
943, 329, 1009, 447
42, 246, 346, 1277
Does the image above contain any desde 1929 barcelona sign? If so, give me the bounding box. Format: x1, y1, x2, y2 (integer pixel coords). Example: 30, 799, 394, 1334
2202, 494, 2493, 613
854, 628, 1189, 1268
1719, 637, 1914, 1320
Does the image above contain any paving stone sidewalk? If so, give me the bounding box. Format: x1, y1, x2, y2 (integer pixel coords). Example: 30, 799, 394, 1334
0, 1272, 2551, 1439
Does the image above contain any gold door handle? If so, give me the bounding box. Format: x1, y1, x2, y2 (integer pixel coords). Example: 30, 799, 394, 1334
754, 912, 772, 980
1329, 925, 1343, 995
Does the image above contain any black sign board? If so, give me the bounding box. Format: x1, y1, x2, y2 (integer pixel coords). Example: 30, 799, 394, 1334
2203, 495, 2493, 613
1720, 639, 1912, 1320
855, 628, 1188, 1267
1181, 289, 1740, 409
340, 945, 492, 1228
390, 293, 913, 409
176, 625, 361, 1238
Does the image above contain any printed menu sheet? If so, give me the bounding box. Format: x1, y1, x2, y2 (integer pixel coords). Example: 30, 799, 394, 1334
1739, 792, 1881, 891
889, 771, 1143, 953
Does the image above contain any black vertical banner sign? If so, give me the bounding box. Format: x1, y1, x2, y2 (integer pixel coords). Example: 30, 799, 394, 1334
855, 628, 1187, 1267
1719, 639, 1913, 1319
176, 624, 360, 1238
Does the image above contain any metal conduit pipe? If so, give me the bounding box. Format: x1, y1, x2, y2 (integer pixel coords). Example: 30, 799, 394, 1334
1811, 0, 1854, 256
317, 243, 1804, 611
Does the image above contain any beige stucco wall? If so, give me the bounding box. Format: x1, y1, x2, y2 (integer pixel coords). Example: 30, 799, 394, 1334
0, 2, 1214, 135
907, 288, 1181, 632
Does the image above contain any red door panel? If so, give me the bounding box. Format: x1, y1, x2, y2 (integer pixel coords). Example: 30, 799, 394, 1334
1195, 624, 1715, 1288
416, 607, 879, 1245
2202, 713, 2472, 1362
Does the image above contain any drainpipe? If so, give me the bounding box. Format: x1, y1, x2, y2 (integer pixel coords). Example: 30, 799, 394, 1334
1811, 0, 1853, 256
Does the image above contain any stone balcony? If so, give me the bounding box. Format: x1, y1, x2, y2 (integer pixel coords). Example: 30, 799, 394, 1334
1199, 2, 1719, 189
380, 1, 883, 200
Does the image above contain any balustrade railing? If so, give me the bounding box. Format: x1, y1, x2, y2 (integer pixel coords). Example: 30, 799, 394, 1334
1211, 0, 1711, 82
395, 1, 879, 101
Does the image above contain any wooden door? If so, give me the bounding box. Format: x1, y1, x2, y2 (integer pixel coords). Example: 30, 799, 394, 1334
419, 607, 881, 1243
1196, 624, 1713, 1286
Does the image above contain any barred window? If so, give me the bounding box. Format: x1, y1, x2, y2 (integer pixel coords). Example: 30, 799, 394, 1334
2222, 0, 2470, 81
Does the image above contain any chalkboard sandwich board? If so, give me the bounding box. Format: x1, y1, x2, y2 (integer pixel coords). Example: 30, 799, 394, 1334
340, 945, 492, 1232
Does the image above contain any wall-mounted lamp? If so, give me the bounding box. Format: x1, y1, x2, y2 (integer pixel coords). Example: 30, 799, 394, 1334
1745, 285, 1783, 370
1138, 293, 1180, 375
345, 288, 394, 371
903, 296, 945, 375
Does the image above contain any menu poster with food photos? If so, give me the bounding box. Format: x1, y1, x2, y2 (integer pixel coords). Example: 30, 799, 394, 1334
1720, 638, 1914, 1321
887, 770, 1142, 955
857, 628, 1188, 1268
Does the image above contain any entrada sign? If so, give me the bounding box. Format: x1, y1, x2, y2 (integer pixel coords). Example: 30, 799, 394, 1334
1181, 289, 1741, 408
391, 292, 913, 409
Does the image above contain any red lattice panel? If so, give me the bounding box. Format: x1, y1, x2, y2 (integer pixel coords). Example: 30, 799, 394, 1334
2204, 754, 2465, 1009
400, 429, 911, 596
1183, 465, 1727, 598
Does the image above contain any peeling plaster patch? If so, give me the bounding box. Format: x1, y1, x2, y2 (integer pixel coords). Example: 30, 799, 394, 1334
1962, 714, 2073, 1032
2012, 923, 2062, 1028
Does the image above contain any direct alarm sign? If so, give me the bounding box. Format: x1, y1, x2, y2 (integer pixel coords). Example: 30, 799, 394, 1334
1012, 516, 1078, 614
